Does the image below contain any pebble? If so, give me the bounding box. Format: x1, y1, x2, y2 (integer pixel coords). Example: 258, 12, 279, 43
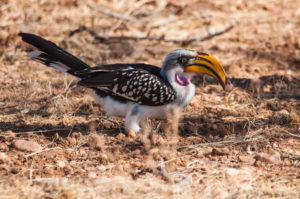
100, 153, 108, 163
44, 168, 54, 175
128, 130, 136, 139
116, 133, 126, 140
211, 147, 230, 156
98, 165, 106, 172
254, 150, 281, 164
12, 140, 42, 152
278, 109, 289, 116
238, 154, 255, 164
88, 172, 97, 178
63, 165, 73, 175
37, 72, 49, 80
87, 134, 105, 149
0, 152, 9, 163
66, 137, 77, 146
0, 143, 9, 151
57, 160, 66, 168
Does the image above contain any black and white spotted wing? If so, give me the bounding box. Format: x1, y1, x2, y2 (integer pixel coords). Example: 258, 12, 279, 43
76, 65, 176, 106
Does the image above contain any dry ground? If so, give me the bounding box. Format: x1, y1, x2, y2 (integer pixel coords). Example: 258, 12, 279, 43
1, 0, 300, 198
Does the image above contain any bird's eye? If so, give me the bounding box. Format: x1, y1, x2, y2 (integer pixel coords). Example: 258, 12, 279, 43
179, 56, 189, 64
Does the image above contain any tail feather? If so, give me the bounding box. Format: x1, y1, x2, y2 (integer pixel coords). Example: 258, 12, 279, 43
19, 33, 90, 77
28, 51, 71, 72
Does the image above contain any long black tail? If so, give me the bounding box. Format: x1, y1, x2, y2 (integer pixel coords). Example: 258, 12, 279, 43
19, 33, 90, 78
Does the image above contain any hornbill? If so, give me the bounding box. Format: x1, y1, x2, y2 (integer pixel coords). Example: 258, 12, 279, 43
19, 33, 226, 133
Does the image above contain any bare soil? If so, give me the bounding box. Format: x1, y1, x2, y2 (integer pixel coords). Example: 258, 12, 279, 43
0, 0, 300, 198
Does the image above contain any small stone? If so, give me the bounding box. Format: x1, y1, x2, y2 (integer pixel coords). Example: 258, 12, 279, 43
278, 109, 289, 116
128, 130, 136, 139
149, 148, 160, 160
57, 160, 66, 168
88, 172, 97, 178
116, 133, 126, 140
145, 182, 151, 187
211, 147, 230, 156
262, 3, 274, 11
37, 72, 49, 80
238, 155, 255, 164
66, 137, 77, 146
71, 132, 81, 138
12, 140, 42, 152
65, 150, 72, 155
100, 154, 108, 163
0, 143, 9, 151
63, 165, 73, 175
11, 167, 21, 174
0, 152, 9, 163
290, 111, 300, 123
254, 150, 281, 164
131, 161, 141, 168
87, 134, 105, 149
98, 165, 106, 172
44, 168, 54, 175
79, 148, 86, 156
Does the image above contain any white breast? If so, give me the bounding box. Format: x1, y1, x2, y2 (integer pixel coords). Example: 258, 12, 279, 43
90, 82, 195, 119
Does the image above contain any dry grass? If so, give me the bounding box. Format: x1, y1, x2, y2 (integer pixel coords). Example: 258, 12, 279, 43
1, 0, 300, 198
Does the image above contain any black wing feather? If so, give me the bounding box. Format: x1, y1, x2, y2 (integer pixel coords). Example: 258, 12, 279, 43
78, 66, 176, 106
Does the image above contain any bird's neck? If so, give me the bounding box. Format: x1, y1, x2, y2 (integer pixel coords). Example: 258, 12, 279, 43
160, 69, 195, 106
161, 69, 193, 87
175, 73, 190, 86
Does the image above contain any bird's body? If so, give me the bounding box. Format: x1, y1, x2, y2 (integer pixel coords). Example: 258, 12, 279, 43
20, 33, 226, 133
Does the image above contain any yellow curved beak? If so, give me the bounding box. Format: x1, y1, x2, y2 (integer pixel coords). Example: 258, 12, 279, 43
184, 52, 226, 89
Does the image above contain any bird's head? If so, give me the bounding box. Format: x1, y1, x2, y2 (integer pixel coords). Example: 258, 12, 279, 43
161, 49, 226, 89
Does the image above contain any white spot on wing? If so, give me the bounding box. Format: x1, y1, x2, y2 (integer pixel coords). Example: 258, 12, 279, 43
113, 84, 118, 92
49, 62, 69, 72
27, 51, 41, 57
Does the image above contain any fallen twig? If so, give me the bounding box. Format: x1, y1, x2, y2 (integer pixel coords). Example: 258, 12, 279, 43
25, 147, 62, 158
282, 129, 300, 139
179, 137, 262, 150
88, 5, 133, 21
1, 128, 72, 136
69, 25, 234, 45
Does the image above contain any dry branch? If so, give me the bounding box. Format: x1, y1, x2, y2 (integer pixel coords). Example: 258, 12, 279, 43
88, 5, 133, 21
282, 129, 300, 139
69, 25, 234, 45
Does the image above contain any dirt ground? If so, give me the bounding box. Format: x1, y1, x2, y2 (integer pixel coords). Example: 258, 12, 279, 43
1, 0, 300, 198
